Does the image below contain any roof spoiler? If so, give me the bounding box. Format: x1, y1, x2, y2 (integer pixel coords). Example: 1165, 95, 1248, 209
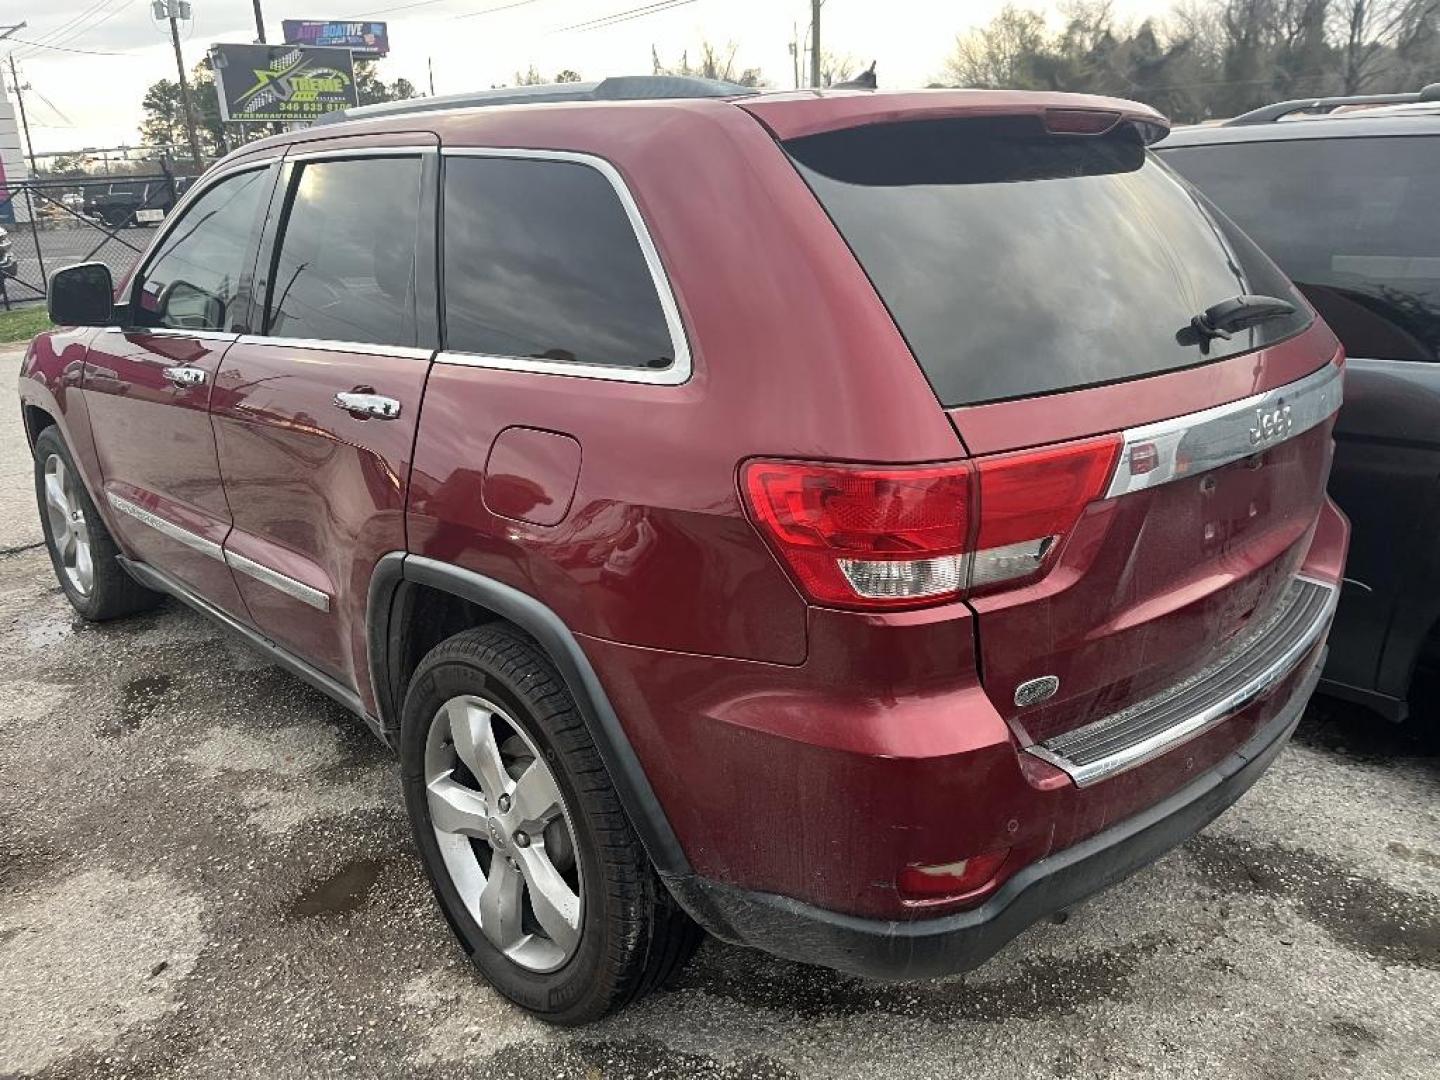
1225, 83, 1440, 126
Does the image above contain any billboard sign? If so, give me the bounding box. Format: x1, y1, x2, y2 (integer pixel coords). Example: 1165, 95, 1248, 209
211, 45, 357, 124
282, 20, 389, 57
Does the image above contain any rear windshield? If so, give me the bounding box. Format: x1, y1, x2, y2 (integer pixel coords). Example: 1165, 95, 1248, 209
786, 118, 1311, 406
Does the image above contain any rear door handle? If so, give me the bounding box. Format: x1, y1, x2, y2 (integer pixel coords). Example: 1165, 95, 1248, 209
162, 365, 207, 388
333, 391, 402, 420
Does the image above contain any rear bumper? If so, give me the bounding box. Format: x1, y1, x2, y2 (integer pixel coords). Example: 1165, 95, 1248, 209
666, 648, 1321, 980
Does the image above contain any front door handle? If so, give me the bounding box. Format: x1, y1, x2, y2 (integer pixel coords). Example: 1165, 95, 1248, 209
333, 390, 402, 420
162, 365, 207, 388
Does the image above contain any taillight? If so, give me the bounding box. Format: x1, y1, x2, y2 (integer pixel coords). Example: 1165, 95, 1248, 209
971, 436, 1120, 593
742, 435, 1119, 610
741, 461, 971, 609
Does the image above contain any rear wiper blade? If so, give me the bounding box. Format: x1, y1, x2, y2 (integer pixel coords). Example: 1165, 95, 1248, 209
1181, 294, 1297, 350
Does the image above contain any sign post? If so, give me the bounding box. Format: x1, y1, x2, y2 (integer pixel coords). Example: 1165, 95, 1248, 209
210, 44, 357, 125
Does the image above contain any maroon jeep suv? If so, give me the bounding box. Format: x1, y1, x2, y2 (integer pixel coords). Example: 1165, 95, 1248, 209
19, 79, 1348, 1023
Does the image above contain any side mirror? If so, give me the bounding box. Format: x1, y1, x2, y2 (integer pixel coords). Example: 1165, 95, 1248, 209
47, 262, 117, 328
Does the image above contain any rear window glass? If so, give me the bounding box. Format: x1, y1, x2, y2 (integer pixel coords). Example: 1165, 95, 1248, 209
787, 118, 1310, 406
1160, 135, 1440, 363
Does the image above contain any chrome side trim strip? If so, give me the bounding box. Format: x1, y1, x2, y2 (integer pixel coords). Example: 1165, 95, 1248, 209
105, 492, 224, 561
130, 328, 238, 343
234, 334, 435, 360
1106, 361, 1343, 497
224, 550, 330, 612
286, 145, 437, 162
437, 147, 693, 387
1026, 575, 1338, 787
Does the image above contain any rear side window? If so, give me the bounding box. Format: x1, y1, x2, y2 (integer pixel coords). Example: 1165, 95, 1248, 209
787, 118, 1311, 406
1160, 135, 1440, 363
265, 156, 422, 348
442, 156, 675, 370
134, 167, 268, 333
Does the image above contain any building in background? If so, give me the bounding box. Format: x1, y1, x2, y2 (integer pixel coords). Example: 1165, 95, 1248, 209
0, 77, 31, 224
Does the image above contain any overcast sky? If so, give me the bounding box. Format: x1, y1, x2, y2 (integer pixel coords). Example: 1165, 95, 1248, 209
0, 0, 1162, 156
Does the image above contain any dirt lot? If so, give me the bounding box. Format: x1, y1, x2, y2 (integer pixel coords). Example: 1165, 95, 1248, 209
0, 345, 1437, 1079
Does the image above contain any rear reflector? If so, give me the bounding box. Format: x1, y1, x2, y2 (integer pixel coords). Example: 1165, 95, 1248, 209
743, 435, 1120, 610
897, 848, 1010, 902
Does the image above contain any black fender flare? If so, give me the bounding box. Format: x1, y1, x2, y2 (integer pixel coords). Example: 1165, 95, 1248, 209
366, 552, 692, 878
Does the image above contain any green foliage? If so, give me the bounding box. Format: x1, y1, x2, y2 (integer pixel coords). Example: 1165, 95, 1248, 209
353, 60, 418, 105
941, 0, 1440, 123
0, 306, 52, 345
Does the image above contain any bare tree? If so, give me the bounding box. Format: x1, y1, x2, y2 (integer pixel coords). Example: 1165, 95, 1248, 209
651, 41, 768, 86
942, 5, 1049, 87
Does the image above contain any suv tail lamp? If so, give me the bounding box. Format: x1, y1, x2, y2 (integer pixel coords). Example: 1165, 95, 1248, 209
742, 435, 1119, 610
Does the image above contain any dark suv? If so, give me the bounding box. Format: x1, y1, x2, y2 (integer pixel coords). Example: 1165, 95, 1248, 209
1158, 89, 1439, 723
20, 79, 1347, 1023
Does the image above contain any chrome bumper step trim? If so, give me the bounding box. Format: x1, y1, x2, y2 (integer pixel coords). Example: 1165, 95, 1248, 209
1027, 575, 1337, 786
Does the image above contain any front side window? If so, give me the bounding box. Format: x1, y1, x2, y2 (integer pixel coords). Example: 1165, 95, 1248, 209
1160, 135, 1440, 363
264, 156, 423, 348
442, 156, 675, 369
134, 167, 268, 332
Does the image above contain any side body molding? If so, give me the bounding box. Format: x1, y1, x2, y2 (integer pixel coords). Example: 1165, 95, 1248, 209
366, 553, 693, 878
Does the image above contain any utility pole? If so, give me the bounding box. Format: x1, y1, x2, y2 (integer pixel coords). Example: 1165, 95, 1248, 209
0, 23, 37, 176
6, 55, 38, 177
251, 0, 266, 43
156, 1, 205, 171
810, 0, 822, 88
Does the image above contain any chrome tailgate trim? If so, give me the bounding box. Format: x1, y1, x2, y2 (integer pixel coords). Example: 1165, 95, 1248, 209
1105, 361, 1342, 497
1027, 575, 1337, 786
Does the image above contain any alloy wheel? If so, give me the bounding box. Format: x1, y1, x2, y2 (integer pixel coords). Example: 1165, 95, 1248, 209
424, 694, 583, 973
42, 453, 93, 597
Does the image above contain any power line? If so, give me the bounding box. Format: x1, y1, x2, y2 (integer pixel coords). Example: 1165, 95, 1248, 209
16, 0, 114, 52
5, 38, 122, 56
42, 0, 139, 53
560, 0, 699, 34
457, 0, 543, 21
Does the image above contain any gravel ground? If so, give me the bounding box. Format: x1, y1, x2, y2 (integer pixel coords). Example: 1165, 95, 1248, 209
0, 346, 1437, 1079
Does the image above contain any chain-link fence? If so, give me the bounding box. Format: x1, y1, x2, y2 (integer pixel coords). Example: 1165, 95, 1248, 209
0, 174, 181, 310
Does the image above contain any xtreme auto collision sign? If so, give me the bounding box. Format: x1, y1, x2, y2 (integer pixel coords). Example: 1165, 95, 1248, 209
211, 45, 358, 124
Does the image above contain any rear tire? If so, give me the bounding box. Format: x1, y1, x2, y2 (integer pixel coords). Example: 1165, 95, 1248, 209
32, 426, 162, 621
400, 623, 701, 1024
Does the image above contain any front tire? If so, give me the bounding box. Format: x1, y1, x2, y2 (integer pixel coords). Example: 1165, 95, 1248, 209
400, 624, 700, 1024
32, 426, 162, 621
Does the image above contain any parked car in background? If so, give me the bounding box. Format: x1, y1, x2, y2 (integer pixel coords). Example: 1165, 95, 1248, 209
82, 178, 178, 228
0, 227, 15, 279
1159, 87, 1440, 724
20, 80, 1347, 1022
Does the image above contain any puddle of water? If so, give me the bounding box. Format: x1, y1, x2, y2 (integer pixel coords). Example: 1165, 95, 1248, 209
98, 673, 173, 738
289, 858, 384, 917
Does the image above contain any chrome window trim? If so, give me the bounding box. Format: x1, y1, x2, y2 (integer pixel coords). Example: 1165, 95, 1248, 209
97, 327, 237, 344
106, 492, 224, 561
285, 145, 436, 162
235, 334, 435, 360
436, 147, 693, 387
1106, 361, 1343, 497
1026, 575, 1338, 787
225, 550, 330, 612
